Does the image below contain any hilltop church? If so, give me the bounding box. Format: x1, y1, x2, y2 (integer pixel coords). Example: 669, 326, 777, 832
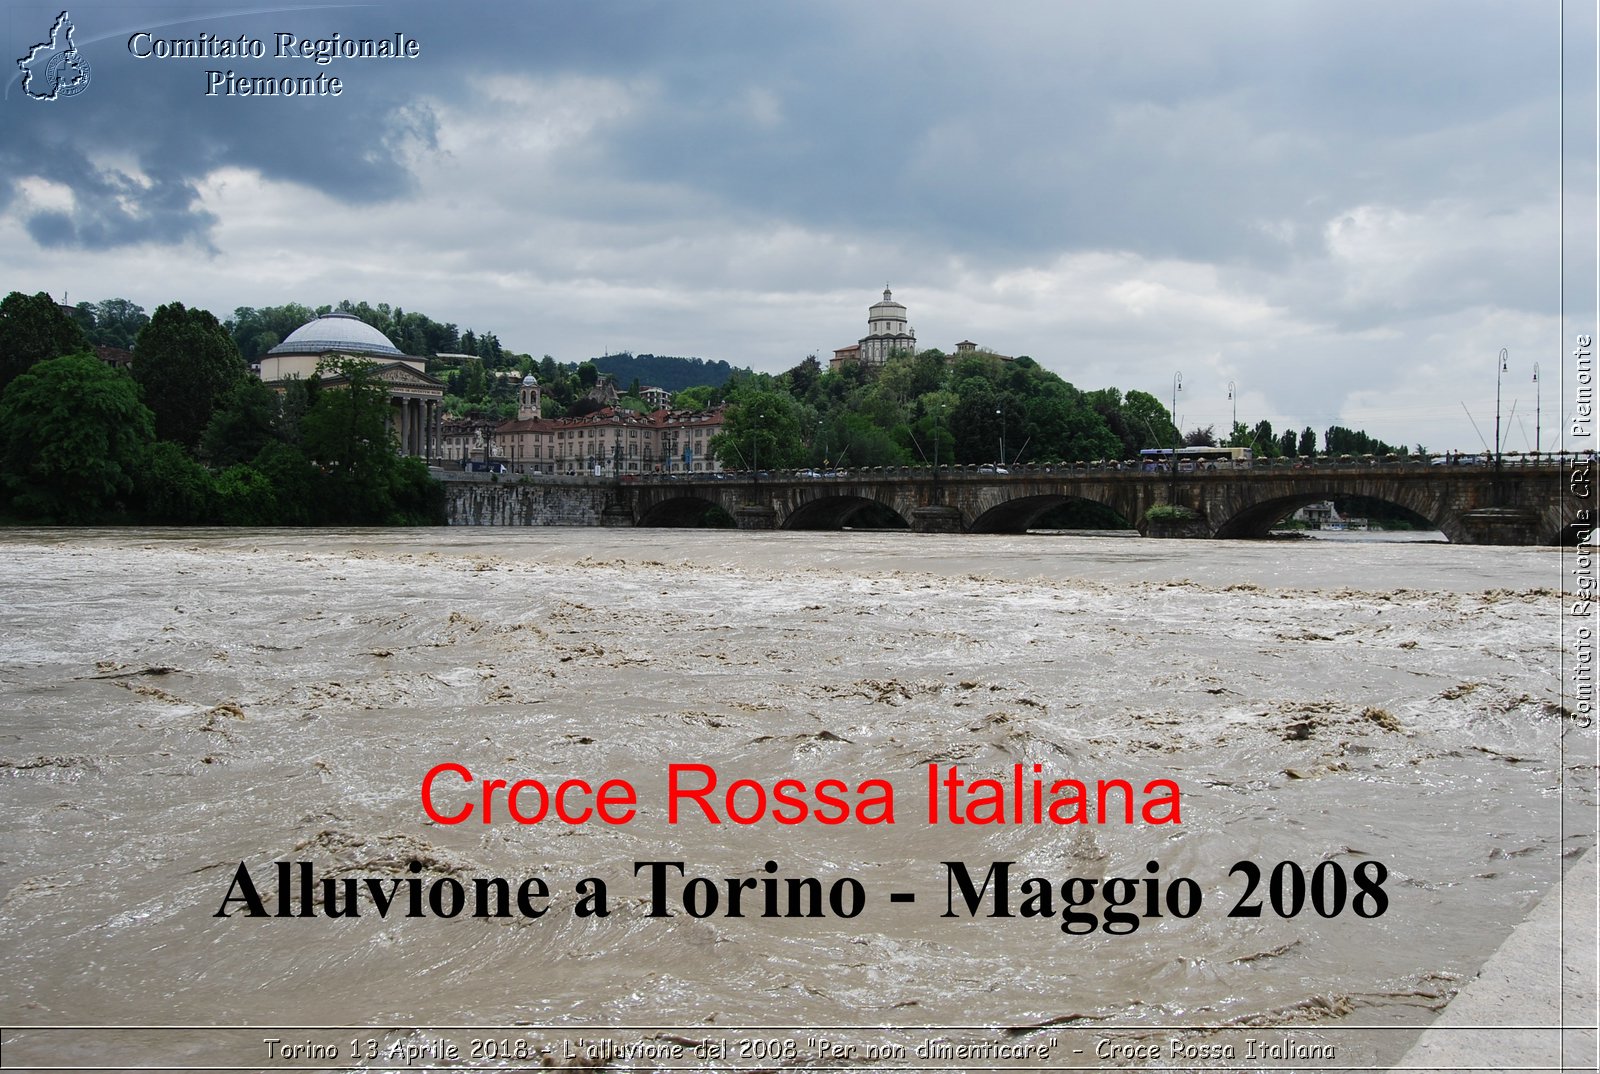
829, 287, 1010, 371
831, 287, 916, 370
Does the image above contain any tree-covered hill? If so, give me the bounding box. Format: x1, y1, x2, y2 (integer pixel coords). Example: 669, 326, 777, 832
592, 352, 748, 393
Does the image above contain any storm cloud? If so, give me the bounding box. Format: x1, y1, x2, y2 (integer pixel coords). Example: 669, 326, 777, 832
1, 0, 1592, 451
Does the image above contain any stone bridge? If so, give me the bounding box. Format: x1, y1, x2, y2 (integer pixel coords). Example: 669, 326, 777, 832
443, 455, 1596, 545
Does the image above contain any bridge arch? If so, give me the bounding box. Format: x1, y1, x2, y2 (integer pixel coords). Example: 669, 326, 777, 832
636, 494, 735, 528
783, 494, 910, 530
967, 492, 1134, 534
1210, 487, 1453, 541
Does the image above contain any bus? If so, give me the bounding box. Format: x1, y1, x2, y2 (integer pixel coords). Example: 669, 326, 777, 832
1139, 446, 1254, 472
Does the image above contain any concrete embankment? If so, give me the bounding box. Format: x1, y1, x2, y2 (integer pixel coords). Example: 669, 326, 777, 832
1396, 849, 1597, 1071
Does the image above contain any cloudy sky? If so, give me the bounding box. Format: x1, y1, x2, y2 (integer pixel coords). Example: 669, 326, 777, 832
3, 0, 1595, 452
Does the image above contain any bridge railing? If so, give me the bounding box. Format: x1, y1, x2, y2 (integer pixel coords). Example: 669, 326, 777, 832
610, 451, 1591, 484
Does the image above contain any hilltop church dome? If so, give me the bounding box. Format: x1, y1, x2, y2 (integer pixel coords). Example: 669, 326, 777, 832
267, 311, 405, 359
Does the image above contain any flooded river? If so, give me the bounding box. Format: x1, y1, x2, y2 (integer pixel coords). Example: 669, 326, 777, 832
1, 528, 1592, 1071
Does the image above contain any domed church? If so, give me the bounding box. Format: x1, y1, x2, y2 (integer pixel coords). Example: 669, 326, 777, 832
258, 312, 445, 459
831, 287, 918, 370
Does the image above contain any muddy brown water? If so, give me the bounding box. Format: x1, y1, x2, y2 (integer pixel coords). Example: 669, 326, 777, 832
1, 527, 1592, 1070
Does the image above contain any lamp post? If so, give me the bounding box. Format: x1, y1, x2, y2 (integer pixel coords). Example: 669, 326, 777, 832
1227, 379, 1237, 443
1170, 371, 1183, 502
933, 402, 945, 503
752, 412, 764, 488
1532, 363, 1541, 456
995, 406, 1004, 468
1495, 348, 1508, 466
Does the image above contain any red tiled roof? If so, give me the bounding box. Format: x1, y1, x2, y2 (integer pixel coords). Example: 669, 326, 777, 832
495, 405, 724, 435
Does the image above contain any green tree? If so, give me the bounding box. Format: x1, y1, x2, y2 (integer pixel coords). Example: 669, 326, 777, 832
1325, 425, 1401, 456
710, 387, 805, 470
213, 464, 279, 525
90, 299, 149, 349
201, 377, 283, 467
297, 357, 443, 523
1299, 427, 1317, 456
826, 409, 910, 467
384, 456, 447, 525
252, 442, 319, 525
674, 384, 717, 410
873, 349, 946, 407
1023, 383, 1120, 462
0, 354, 154, 522
902, 391, 956, 467
227, 303, 315, 361
299, 358, 395, 481
785, 354, 823, 400
1248, 419, 1277, 456
137, 440, 214, 523
0, 291, 90, 393
948, 377, 1000, 462
1119, 390, 1179, 455
1086, 387, 1138, 458
134, 302, 246, 452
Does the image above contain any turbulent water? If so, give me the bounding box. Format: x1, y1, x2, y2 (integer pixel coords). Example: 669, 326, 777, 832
1, 527, 1592, 1071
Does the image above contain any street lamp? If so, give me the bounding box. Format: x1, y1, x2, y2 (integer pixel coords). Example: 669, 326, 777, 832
1495, 348, 1508, 465
1532, 363, 1541, 456
932, 402, 945, 503
995, 406, 1004, 468
752, 412, 764, 487
1171, 372, 1184, 454
1170, 371, 1183, 500
1227, 379, 1237, 443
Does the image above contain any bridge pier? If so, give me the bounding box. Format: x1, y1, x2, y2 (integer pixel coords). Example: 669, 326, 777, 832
1456, 507, 1544, 546
910, 505, 964, 533
1140, 517, 1213, 539
734, 505, 777, 530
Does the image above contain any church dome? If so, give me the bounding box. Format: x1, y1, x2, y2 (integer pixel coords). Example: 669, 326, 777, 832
869, 287, 906, 314
522, 373, 538, 386
267, 312, 406, 358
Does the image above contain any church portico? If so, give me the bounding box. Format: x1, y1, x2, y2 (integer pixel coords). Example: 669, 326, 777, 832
391, 394, 442, 459
258, 311, 445, 461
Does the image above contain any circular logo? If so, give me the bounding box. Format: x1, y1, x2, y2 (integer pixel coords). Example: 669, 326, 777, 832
44, 49, 91, 98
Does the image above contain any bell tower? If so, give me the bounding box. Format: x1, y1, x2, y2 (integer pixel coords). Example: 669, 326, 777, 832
518, 374, 542, 419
